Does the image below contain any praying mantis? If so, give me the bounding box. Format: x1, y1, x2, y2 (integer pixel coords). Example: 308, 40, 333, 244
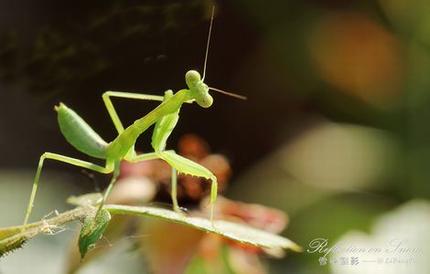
22, 7, 246, 226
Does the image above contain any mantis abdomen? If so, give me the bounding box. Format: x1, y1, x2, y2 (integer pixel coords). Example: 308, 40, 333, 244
56, 103, 108, 159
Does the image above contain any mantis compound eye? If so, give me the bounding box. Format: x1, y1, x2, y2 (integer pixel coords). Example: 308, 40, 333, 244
196, 93, 213, 108
193, 82, 213, 108
185, 70, 201, 88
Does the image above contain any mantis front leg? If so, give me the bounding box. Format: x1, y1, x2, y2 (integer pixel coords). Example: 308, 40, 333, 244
130, 151, 218, 221
129, 151, 180, 213
97, 161, 120, 214
23, 152, 114, 225
158, 151, 218, 222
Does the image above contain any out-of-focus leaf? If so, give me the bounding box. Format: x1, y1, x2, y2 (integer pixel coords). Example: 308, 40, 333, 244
184, 255, 207, 274
67, 193, 103, 207
184, 244, 237, 274
331, 200, 430, 274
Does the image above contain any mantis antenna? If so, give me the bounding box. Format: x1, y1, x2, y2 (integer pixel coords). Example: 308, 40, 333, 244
202, 6, 215, 81
202, 7, 247, 101
209, 87, 247, 100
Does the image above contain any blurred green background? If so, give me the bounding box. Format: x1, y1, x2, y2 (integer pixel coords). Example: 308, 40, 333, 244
1, 0, 430, 273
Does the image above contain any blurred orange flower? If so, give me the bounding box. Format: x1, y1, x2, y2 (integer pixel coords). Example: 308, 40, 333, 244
309, 11, 405, 106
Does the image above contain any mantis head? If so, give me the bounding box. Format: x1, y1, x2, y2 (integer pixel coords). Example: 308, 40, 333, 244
184, 8, 246, 107
185, 70, 247, 107
185, 70, 213, 108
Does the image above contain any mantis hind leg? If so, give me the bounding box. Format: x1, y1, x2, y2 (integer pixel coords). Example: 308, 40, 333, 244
23, 152, 113, 225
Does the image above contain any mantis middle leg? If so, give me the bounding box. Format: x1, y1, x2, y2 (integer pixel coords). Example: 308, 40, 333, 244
102, 90, 193, 133
102, 91, 165, 134
24, 152, 113, 225
128, 151, 181, 213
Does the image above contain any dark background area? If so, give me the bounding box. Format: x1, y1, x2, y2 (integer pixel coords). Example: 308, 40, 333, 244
0, 0, 268, 174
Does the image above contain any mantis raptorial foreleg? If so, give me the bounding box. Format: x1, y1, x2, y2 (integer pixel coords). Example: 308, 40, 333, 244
129, 150, 216, 216
128, 151, 181, 213
24, 152, 113, 225
157, 151, 218, 221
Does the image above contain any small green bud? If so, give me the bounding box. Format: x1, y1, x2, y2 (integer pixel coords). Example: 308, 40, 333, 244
79, 209, 111, 258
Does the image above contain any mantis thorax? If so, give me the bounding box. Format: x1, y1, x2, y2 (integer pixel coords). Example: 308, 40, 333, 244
185, 70, 213, 108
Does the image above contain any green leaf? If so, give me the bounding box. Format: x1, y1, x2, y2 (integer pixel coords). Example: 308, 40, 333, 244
105, 205, 302, 252
0, 200, 301, 259
79, 208, 111, 258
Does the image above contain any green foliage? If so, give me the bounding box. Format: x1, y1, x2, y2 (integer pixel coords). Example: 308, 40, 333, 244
105, 204, 301, 252
185, 245, 237, 274
0, 199, 300, 258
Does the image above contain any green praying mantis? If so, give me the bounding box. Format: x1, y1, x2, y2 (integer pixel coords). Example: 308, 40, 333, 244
22, 7, 246, 227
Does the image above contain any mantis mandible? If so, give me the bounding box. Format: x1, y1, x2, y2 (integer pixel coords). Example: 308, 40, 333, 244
23, 7, 246, 226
